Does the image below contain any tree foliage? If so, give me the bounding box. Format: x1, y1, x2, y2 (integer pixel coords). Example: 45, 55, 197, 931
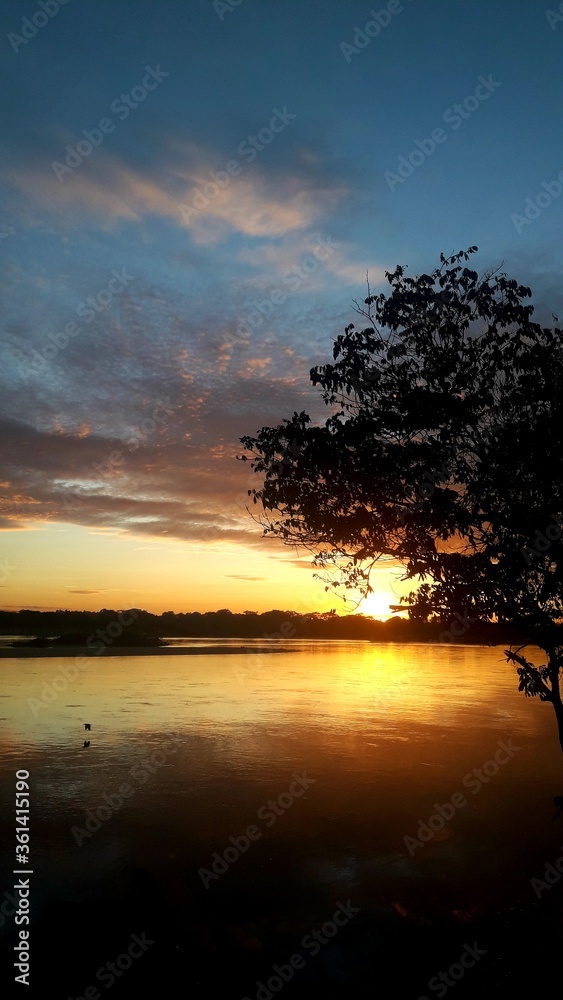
240, 248, 563, 734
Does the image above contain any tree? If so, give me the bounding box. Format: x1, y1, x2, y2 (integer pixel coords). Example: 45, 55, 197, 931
239, 248, 563, 749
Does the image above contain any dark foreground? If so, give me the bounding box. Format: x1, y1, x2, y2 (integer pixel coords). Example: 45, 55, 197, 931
2, 861, 563, 998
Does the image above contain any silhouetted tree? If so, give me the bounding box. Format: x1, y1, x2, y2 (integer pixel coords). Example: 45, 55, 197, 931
240, 248, 563, 749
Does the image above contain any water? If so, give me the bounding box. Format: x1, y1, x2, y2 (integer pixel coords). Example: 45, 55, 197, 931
1, 642, 562, 997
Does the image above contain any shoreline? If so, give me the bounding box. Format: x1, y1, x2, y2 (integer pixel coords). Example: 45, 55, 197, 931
0, 639, 507, 658
0, 644, 299, 658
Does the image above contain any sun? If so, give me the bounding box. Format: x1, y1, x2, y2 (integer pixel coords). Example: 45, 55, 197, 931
359, 590, 402, 621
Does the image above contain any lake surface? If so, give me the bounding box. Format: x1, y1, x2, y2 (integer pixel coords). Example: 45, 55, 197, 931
1, 641, 563, 997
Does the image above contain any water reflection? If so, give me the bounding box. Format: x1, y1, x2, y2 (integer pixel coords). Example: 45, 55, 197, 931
1, 642, 562, 995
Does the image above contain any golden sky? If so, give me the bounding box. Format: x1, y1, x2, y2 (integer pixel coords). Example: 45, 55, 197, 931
0, 520, 410, 617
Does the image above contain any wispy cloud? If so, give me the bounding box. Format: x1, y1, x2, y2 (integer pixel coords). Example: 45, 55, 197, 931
4, 153, 347, 244
67, 588, 106, 594
225, 574, 267, 581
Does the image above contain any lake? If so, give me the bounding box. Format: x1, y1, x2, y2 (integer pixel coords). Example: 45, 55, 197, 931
1, 641, 563, 998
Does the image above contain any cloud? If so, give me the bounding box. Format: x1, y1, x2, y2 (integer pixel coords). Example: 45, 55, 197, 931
235, 234, 386, 301
0, 406, 300, 548
0, 252, 340, 548
0, 130, 362, 560
0, 516, 28, 530
181, 179, 345, 244
67, 589, 106, 595
4, 153, 347, 244
326, 256, 387, 287
225, 575, 266, 581
5, 160, 140, 227
0, 605, 60, 611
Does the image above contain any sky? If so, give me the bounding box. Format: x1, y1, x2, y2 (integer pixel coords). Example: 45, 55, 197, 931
1, 0, 562, 617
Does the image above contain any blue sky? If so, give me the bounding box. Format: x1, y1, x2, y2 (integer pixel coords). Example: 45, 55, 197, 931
1, 0, 562, 613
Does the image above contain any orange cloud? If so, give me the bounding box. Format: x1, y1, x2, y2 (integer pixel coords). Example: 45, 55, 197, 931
5, 155, 346, 244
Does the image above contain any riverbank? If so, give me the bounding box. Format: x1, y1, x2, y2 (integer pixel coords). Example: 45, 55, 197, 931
0, 644, 298, 658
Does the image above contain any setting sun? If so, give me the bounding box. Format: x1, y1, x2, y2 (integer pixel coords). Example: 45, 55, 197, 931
358, 588, 407, 621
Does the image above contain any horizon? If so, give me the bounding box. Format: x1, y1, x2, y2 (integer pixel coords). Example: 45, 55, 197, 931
0, 603, 392, 620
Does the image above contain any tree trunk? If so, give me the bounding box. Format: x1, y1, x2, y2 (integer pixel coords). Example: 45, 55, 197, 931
548, 656, 563, 753
552, 700, 563, 754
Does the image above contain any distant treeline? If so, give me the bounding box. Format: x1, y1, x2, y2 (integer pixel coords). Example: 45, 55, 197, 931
0, 608, 532, 645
